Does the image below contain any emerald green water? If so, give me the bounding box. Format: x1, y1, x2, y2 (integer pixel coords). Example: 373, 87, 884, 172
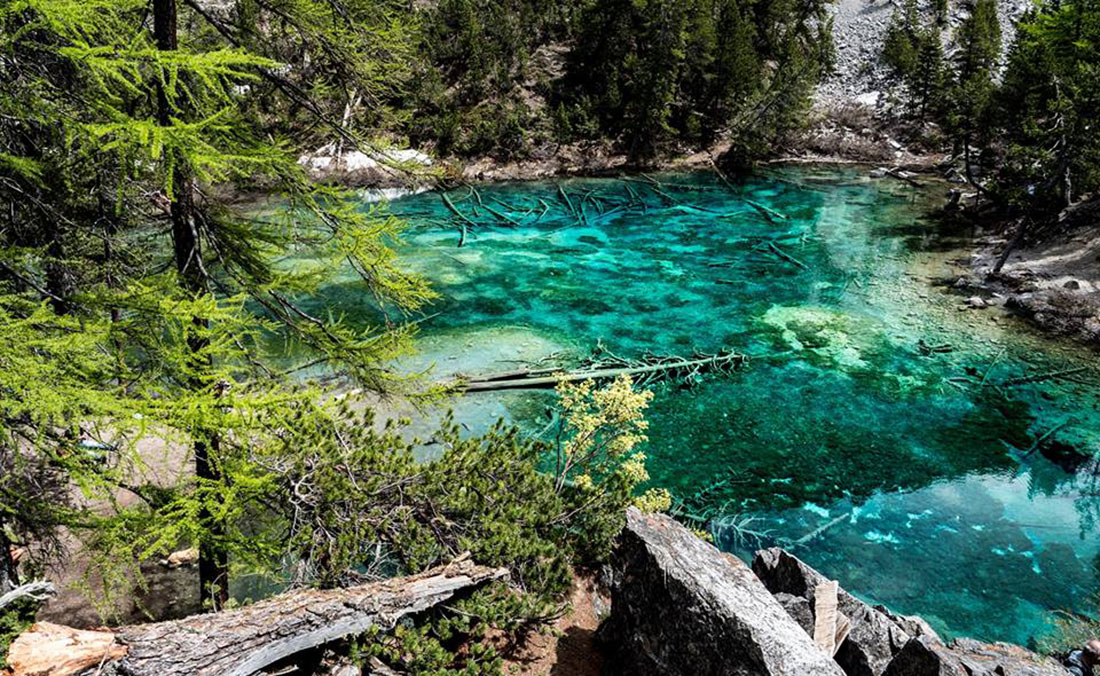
301, 168, 1100, 647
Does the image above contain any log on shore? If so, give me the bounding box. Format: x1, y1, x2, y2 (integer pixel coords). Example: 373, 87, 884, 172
5, 561, 505, 676
6, 622, 126, 676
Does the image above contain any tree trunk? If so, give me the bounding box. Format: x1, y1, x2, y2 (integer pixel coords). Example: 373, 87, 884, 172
5, 562, 506, 676
0, 527, 18, 593
992, 216, 1028, 275
151, 0, 228, 610
44, 234, 74, 315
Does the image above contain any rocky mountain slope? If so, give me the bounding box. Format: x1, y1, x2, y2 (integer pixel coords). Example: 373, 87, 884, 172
817, 0, 1031, 110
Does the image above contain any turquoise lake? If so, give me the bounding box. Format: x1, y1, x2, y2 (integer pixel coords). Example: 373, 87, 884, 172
302, 167, 1100, 648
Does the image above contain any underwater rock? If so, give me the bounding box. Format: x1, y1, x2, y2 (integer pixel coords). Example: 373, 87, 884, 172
601, 509, 843, 676
1038, 428, 1098, 474
752, 548, 911, 676
882, 636, 1068, 676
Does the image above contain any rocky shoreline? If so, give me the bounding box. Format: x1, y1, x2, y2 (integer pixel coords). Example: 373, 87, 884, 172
598, 509, 1071, 676
295, 107, 944, 190
959, 213, 1100, 347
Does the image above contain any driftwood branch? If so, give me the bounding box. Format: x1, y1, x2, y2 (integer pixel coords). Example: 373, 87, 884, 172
5, 562, 505, 676
0, 580, 56, 612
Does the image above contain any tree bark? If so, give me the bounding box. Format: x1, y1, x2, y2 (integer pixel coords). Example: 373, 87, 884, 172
992, 216, 1028, 274
151, 0, 228, 610
44, 234, 74, 315
5, 562, 506, 676
0, 527, 18, 593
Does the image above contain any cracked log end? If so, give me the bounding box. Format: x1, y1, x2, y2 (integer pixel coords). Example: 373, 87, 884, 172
6, 621, 127, 676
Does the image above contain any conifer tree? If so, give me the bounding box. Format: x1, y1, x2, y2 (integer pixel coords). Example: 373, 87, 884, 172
882, 0, 922, 80
562, 0, 829, 164
996, 0, 1100, 211
912, 26, 947, 120
948, 0, 1002, 189
0, 0, 430, 606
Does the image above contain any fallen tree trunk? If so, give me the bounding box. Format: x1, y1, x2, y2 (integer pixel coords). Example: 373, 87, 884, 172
746, 199, 789, 224
5, 561, 505, 676
452, 350, 747, 392
884, 167, 921, 187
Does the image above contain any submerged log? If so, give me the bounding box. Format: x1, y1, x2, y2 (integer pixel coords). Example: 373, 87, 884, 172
747, 199, 789, 224
452, 350, 747, 392
884, 168, 921, 187
767, 241, 808, 269
5, 561, 505, 676
442, 192, 477, 247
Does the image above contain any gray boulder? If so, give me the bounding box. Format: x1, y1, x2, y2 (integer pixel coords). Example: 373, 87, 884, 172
775, 592, 815, 633
882, 636, 1069, 676
600, 509, 844, 676
882, 637, 967, 676
951, 638, 1069, 676
752, 548, 911, 676
874, 606, 943, 645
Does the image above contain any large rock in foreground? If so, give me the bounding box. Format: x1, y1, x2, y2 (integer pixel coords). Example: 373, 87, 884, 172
753, 548, 917, 676
600, 509, 844, 676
